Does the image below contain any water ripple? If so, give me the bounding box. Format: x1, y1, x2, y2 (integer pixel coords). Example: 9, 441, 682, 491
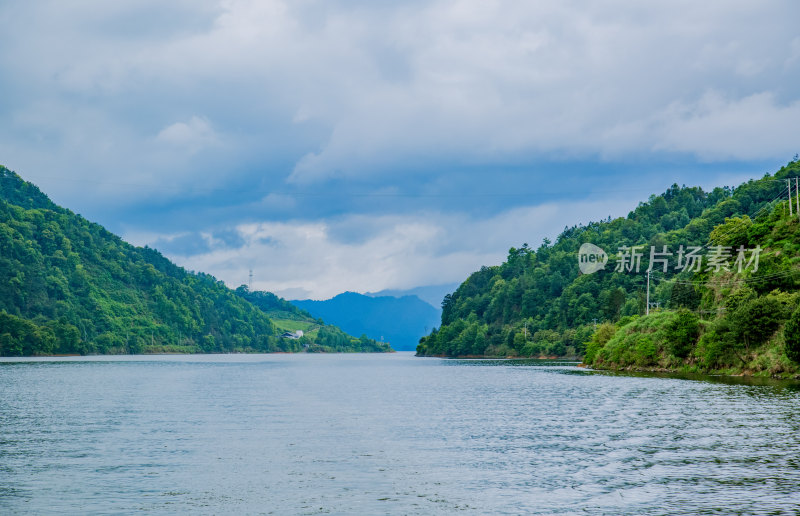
0, 354, 799, 514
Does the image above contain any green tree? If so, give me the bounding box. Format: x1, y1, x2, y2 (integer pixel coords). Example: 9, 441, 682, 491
0, 166, 382, 356
784, 307, 800, 363
662, 309, 699, 358
709, 215, 752, 247
728, 296, 785, 350
584, 323, 617, 364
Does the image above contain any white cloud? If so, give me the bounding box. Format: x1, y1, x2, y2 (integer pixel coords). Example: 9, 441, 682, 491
144, 197, 631, 299
156, 116, 219, 152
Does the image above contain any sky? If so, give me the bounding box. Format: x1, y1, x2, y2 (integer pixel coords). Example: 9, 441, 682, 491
1, 1, 798, 300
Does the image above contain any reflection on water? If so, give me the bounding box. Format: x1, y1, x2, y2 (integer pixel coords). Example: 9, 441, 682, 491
1, 353, 799, 514
589, 368, 800, 392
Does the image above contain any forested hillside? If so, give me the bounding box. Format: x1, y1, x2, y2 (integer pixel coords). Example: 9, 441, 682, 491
418, 160, 800, 376
0, 166, 390, 355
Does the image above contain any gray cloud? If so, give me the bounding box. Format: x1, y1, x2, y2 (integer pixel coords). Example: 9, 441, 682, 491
1, 1, 797, 204
2, 1, 797, 295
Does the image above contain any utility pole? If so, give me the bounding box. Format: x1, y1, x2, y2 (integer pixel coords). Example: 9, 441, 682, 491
646, 269, 650, 316
795, 177, 799, 221
248, 269, 253, 291
523, 320, 528, 340
593, 318, 598, 331
789, 180, 793, 218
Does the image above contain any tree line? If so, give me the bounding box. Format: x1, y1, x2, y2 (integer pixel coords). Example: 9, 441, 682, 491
0, 166, 390, 355
418, 159, 800, 375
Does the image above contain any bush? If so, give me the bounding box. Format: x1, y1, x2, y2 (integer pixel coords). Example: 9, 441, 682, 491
584, 323, 617, 364
547, 340, 566, 356
728, 296, 787, 349
695, 319, 736, 369
521, 341, 543, 357
633, 333, 658, 366
724, 285, 756, 313
662, 309, 700, 358
784, 307, 800, 363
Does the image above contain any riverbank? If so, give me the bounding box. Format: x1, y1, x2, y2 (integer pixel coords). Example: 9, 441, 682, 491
583, 310, 800, 379
418, 353, 579, 360
584, 362, 800, 380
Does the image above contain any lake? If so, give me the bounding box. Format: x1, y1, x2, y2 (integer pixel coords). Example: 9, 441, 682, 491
1, 353, 799, 515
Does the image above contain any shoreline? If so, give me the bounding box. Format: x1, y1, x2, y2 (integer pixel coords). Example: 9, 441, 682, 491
584, 363, 800, 380
8, 349, 396, 359
416, 353, 800, 380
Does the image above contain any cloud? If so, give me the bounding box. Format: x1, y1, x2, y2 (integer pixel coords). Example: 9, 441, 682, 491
2, 0, 798, 297
156, 116, 219, 152
654, 92, 800, 160
280, 0, 800, 182
141, 197, 631, 299
1, 0, 798, 203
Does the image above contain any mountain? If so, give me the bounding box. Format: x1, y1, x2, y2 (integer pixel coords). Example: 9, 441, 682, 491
365, 283, 459, 310
417, 159, 800, 376
0, 165, 391, 356
233, 288, 389, 352
292, 291, 441, 351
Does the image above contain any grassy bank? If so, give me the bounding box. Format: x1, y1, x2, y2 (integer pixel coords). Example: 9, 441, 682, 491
584, 309, 800, 379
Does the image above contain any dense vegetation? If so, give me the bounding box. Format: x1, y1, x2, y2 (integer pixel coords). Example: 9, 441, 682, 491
0, 166, 390, 355
417, 159, 800, 376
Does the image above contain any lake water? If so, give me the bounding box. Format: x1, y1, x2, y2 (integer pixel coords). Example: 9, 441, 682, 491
1, 353, 799, 515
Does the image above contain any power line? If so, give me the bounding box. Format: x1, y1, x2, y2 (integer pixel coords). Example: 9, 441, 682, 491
700, 188, 789, 252
649, 268, 798, 287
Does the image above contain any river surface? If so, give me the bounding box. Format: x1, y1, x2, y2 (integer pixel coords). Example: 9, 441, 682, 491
1, 353, 799, 515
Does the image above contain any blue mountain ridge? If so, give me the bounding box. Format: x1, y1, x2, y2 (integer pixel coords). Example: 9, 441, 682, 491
291, 292, 442, 351
364, 283, 459, 310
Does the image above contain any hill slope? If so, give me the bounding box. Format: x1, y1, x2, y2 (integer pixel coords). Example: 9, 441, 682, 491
235, 288, 389, 352
293, 292, 441, 351
0, 166, 390, 355
417, 159, 800, 375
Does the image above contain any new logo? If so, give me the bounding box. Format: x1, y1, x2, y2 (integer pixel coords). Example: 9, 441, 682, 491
578, 243, 608, 274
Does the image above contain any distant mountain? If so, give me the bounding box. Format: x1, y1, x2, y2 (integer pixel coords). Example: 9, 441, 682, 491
365, 283, 459, 310
0, 165, 390, 356
234, 288, 389, 353
292, 292, 441, 351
